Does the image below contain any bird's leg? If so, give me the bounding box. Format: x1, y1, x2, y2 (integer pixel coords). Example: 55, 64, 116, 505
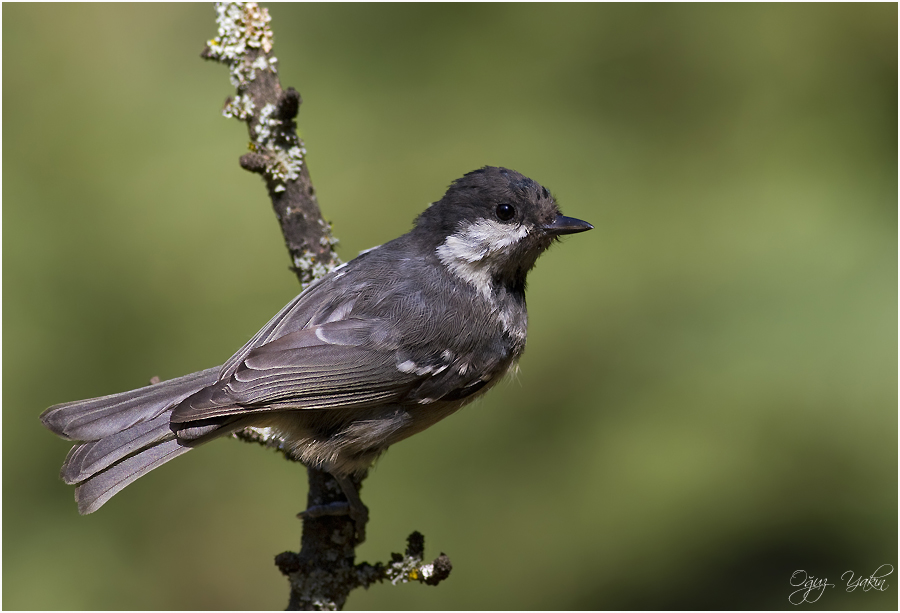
335, 474, 369, 543
297, 471, 369, 544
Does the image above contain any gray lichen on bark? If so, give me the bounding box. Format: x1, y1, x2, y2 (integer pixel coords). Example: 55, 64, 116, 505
203, 1, 341, 290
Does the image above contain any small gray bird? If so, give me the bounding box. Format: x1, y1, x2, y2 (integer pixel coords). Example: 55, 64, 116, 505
41, 166, 592, 526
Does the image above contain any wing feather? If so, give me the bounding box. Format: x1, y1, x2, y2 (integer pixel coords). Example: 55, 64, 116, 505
170, 320, 422, 423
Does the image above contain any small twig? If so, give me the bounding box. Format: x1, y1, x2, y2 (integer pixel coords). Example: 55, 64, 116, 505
276, 530, 453, 610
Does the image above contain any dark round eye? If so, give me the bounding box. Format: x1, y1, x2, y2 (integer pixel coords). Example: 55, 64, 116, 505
495, 203, 515, 221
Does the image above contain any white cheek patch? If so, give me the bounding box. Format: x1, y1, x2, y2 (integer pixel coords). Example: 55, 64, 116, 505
436, 219, 529, 297
439, 219, 529, 262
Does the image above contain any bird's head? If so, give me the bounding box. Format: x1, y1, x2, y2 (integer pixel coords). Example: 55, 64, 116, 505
414, 166, 592, 296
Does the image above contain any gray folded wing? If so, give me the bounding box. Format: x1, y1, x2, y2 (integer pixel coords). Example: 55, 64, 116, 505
170, 320, 423, 423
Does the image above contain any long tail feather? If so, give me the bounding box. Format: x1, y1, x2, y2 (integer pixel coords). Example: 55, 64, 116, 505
74, 438, 193, 514
42, 366, 224, 513
41, 367, 220, 441
61, 412, 175, 484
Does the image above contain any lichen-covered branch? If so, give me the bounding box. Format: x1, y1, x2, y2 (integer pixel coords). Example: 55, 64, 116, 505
201, 3, 450, 609
202, 2, 340, 288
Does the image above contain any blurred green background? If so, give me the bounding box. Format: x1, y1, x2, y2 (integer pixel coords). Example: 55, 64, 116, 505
3, 3, 896, 610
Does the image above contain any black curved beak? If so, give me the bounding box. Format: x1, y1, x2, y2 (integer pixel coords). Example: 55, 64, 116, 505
544, 214, 594, 236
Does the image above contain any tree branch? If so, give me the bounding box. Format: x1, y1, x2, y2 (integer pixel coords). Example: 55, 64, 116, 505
202, 2, 339, 286
201, 3, 450, 609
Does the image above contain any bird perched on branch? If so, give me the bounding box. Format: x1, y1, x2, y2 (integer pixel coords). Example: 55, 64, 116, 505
41, 166, 592, 533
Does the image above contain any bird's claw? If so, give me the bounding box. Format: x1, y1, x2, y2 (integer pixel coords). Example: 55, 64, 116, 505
297, 476, 369, 543
297, 501, 351, 519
